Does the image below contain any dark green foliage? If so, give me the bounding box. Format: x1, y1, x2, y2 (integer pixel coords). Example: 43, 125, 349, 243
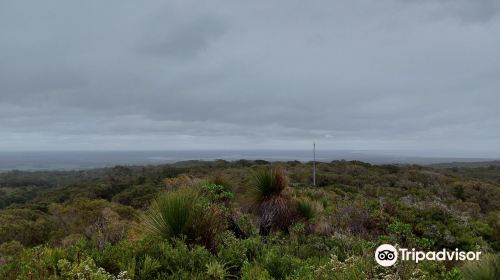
258, 249, 301, 279
216, 232, 248, 274
0, 240, 24, 260
111, 184, 159, 208
0, 208, 58, 246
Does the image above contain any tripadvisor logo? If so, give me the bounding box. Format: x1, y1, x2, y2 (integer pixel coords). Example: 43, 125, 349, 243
375, 244, 398, 267
374, 244, 482, 267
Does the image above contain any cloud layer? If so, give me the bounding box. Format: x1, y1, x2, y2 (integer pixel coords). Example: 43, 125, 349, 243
1, 0, 499, 156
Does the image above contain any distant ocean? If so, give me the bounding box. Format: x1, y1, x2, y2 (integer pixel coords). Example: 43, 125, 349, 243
0, 150, 494, 171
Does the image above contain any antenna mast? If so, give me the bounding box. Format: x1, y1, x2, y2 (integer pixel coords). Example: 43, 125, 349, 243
313, 142, 316, 186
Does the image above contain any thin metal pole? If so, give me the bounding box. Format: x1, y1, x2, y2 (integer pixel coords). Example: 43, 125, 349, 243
313, 142, 316, 186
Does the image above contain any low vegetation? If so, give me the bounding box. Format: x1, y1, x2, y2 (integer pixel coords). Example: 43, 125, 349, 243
0, 160, 499, 279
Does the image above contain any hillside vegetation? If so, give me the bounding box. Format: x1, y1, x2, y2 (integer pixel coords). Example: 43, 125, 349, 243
0, 160, 499, 279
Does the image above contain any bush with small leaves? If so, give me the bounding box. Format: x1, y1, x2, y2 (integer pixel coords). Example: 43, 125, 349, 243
241, 261, 272, 280
460, 254, 500, 280
206, 260, 235, 280
258, 249, 302, 279
58, 257, 131, 280
200, 182, 234, 205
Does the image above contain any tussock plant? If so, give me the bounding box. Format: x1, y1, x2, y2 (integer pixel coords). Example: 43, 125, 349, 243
141, 188, 198, 241
297, 198, 317, 222
141, 185, 228, 250
252, 166, 288, 200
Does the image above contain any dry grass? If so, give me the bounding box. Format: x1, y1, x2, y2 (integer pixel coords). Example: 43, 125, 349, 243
209, 172, 233, 191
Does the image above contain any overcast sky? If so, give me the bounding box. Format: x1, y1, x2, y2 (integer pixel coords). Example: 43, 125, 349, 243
1, 0, 499, 156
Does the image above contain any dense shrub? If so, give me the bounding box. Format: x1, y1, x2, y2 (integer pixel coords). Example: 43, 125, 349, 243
49, 199, 135, 248
460, 254, 500, 280
0, 208, 58, 246
112, 184, 159, 209
258, 249, 302, 279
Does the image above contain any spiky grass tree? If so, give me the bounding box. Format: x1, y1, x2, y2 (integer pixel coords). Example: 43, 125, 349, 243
251, 166, 296, 235
141, 186, 227, 250
141, 188, 198, 241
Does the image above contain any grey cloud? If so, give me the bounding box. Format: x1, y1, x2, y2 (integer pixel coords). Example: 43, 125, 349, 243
0, 0, 499, 155
399, 0, 500, 23
138, 15, 227, 58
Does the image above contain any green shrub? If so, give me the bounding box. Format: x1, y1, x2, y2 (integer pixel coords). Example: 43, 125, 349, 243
112, 184, 159, 209
108, 239, 212, 279
236, 213, 258, 237
157, 240, 212, 276
209, 172, 234, 192
314, 255, 368, 280
206, 260, 234, 280
138, 255, 161, 279
216, 232, 248, 275
258, 249, 301, 279
460, 254, 500, 280
0, 240, 24, 259
0, 208, 58, 246
0, 244, 78, 279
92, 241, 138, 276
241, 261, 272, 280
444, 268, 463, 280
241, 236, 264, 261
49, 199, 135, 247
288, 265, 316, 280
200, 182, 234, 204
58, 257, 131, 280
